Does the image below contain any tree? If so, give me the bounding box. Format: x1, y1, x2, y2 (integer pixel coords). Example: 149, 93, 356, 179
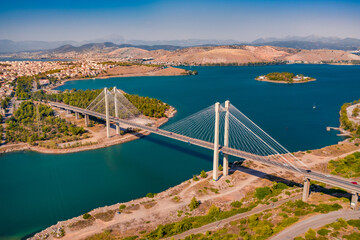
218, 164, 223, 171
352, 106, 360, 117
304, 228, 316, 240
189, 197, 200, 211
200, 170, 207, 178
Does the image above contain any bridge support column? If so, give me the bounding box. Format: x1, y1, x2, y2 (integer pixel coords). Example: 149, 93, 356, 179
223, 100, 230, 177
66, 109, 71, 114
104, 88, 110, 138
84, 114, 89, 127
75, 112, 79, 119
213, 102, 220, 181
302, 177, 311, 202
114, 87, 120, 135
351, 192, 358, 210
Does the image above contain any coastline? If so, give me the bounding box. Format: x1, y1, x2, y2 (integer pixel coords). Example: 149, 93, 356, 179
50, 66, 188, 91
29, 137, 360, 240
255, 77, 317, 84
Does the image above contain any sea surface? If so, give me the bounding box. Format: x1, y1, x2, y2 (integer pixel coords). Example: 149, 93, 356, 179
1, 64, 360, 239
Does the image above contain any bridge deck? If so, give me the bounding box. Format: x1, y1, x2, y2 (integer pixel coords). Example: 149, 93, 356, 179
49, 101, 360, 194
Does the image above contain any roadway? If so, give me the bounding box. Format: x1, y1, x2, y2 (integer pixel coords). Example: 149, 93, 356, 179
270, 209, 360, 240
49, 101, 360, 194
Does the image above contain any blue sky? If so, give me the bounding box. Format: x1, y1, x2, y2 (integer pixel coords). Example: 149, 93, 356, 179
1, 0, 360, 42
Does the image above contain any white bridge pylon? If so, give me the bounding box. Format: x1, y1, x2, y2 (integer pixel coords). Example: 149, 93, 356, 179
162, 100, 308, 180
87, 87, 141, 138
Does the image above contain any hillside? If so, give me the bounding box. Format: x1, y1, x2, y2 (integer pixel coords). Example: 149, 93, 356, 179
128, 45, 360, 65
3, 43, 360, 65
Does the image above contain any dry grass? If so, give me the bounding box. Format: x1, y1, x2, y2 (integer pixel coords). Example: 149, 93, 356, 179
94, 210, 116, 222
123, 204, 140, 214
68, 218, 95, 231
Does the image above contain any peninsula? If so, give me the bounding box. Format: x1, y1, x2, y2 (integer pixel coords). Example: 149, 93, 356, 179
256, 72, 316, 84
0, 89, 176, 154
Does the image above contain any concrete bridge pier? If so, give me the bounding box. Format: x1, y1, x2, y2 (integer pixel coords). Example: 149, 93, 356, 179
302, 177, 311, 202
66, 109, 71, 114
213, 102, 220, 181
351, 192, 359, 210
84, 114, 89, 127
223, 100, 230, 177
75, 112, 80, 119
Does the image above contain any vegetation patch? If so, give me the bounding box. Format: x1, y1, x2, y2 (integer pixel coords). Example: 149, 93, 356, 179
328, 152, 360, 178
5, 101, 86, 145
93, 210, 116, 222
85, 230, 116, 240
339, 99, 360, 138
295, 218, 360, 240
69, 218, 95, 231
34, 89, 170, 118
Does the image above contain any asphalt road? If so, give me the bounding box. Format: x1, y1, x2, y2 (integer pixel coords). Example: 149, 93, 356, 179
270, 209, 360, 240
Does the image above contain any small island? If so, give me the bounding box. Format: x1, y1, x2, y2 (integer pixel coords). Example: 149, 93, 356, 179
256, 72, 316, 84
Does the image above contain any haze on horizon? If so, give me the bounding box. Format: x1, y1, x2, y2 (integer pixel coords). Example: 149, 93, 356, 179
1, 0, 360, 43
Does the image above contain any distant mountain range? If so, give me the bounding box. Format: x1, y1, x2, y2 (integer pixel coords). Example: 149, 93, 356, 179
252, 35, 360, 51
1, 35, 360, 53
51, 42, 182, 53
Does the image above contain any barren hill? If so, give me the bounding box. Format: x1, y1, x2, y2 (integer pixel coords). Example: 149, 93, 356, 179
284, 49, 360, 62
128, 45, 360, 65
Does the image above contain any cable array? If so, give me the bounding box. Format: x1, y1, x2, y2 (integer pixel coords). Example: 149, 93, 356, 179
86, 88, 141, 120
163, 102, 307, 172
85, 88, 306, 173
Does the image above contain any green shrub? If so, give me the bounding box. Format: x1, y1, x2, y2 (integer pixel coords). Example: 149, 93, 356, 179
218, 164, 223, 171
317, 228, 331, 236
273, 182, 288, 190
83, 213, 91, 219
189, 197, 200, 211
305, 228, 316, 240
119, 204, 126, 210
343, 232, 360, 240
348, 219, 360, 229
207, 205, 220, 216
314, 203, 342, 213
192, 175, 199, 181
255, 187, 272, 200
230, 201, 242, 208
225, 179, 230, 183
146, 192, 155, 198
200, 170, 207, 178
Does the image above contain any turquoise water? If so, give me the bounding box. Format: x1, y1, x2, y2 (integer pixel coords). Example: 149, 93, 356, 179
1, 65, 360, 239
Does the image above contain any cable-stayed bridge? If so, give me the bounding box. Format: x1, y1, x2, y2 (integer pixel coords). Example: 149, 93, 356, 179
49, 87, 360, 209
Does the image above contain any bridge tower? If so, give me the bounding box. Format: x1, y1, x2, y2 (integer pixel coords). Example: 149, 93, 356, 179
104, 87, 110, 138
223, 100, 230, 177
113, 87, 120, 135
213, 102, 220, 181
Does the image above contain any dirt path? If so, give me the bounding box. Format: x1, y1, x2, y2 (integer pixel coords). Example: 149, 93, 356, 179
270, 210, 360, 240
